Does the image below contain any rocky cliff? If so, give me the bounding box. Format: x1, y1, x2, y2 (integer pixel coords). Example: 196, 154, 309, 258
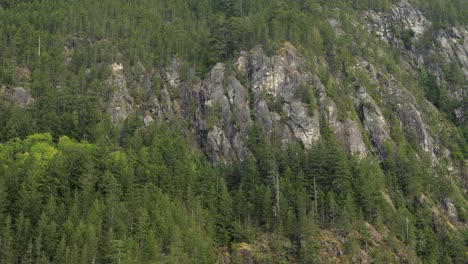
0, 0, 466, 263
365, 0, 468, 124
107, 42, 452, 168
1, 1, 463, 174
176, 2, 464, 171
121, 43, 369, 163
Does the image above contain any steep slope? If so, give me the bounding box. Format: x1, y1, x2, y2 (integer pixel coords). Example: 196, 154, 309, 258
109, 37, 455, 170
92, 1, 466, 260
0, 0, 467, 263
365, 0, 467, 125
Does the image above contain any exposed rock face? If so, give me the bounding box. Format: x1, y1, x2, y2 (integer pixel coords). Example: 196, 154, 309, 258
206, 126, 234, 163
285, 102, 321, 147
327, 100, 368, 158
1, 86, 33, 108
364, 0, 431, 46
354, 59, 439, 163
106, 63, 134, 123
102, 38, 451, 166
435, 27, 468, 79
246, 45, 322, 146
0, 67, 33, 108
433, 27, 468, 124
156, 43, 323, 162
199, 44, 324, 161
353, 86, 392, 158
143, 115, 154, 126
442, 198, 459, 223
390, 0, 431, 39
0, 86, 34, 108
364, 0, 467, 125
197, 63, 237, 163
105, 39, 447, 164
99, 1, 462, 166
227, 76, 252, 136
398, 103, 437, 160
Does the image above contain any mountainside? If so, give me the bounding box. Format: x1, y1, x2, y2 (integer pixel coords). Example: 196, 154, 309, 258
95, 0, 467, 180
0, 0, 467, 263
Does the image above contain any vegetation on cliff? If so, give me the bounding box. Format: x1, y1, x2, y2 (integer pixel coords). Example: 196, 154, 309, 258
0, 0, 467, 263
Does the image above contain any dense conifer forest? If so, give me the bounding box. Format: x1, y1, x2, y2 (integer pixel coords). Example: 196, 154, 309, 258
0, 0, 467, 263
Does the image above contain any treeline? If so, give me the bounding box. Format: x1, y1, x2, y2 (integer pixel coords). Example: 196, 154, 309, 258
0, 0, 335, 77
0, 123, 466, 263
2, 0, 464, 86
0, 0, 465, 136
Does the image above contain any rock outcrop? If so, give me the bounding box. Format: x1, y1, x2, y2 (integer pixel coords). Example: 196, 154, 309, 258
364, 0, 431, 47
1, 86, 33, 108
364, 0, 467, 125
435, 27, 468, 79
353, 59, 439, 163
196, 44, 325, 162
103, 41, 447, 164
434, 27, 468, 124
0, 67, 33, 108
327, 99, 368, 158
353, 85, 392, 158
98, 1, 464, 166
106, 63, 134, 123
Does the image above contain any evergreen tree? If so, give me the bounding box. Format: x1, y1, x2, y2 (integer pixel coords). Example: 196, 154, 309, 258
0, 215, 14, 264
208, 14, 227, 64
215, 179, 234, 244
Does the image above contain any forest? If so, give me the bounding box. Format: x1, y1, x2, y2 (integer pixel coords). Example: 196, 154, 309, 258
0, 124, 465, 263
0, 0, 467, 263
